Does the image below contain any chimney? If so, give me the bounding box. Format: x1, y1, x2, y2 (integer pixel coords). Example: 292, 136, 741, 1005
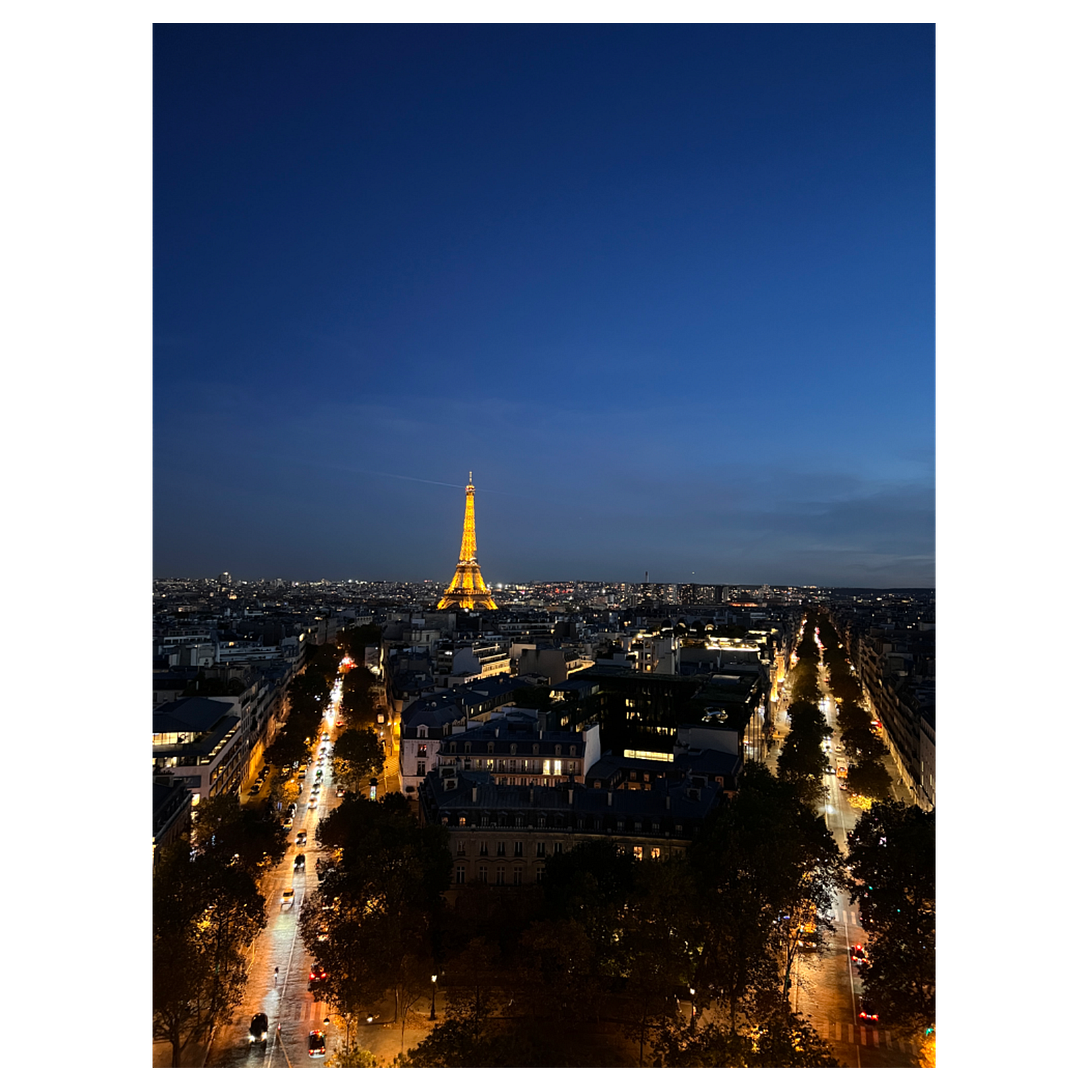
567, 787, 574, 805
665, 795, 671, 810
529, 787, 534, 804
471, 786, 477, 803
607, 790, 613, 806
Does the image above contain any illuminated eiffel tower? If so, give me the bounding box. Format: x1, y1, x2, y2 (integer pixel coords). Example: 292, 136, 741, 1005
437, 472, 497, 611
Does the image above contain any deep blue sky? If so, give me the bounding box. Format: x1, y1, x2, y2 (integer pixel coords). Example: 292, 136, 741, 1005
153, 23, 934, 587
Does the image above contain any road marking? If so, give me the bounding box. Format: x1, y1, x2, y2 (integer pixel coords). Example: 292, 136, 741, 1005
847, 1023, 855, 1043
872, 1029, 879, 1047
860, 1025, 867, 1045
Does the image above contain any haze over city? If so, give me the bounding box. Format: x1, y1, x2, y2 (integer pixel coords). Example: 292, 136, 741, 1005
153, 23, 934, 588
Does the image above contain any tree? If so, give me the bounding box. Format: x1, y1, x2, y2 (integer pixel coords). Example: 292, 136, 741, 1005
748, 997, 841, 1066
540, 838, 636, 975
651, 1017, 750, 1067
332, 727, 385, 793
846, 800, 935, 1035
302, 795, 452, 1023
846, 757, 893, 801
689, 764, 842, 1033
777, 700, 830, 805
326, 1044, 380, 1067
189, 794, 286, 874
153, 841, 267, 1066
839, 721, 884, 761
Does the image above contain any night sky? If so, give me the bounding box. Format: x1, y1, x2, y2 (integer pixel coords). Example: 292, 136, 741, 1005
153, 23, 934, 587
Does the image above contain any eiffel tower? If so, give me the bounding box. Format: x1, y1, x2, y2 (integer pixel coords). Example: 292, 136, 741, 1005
437, 472, 497, 611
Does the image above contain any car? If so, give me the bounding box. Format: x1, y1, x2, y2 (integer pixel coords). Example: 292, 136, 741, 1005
288, 802, 297, 814
335, 718, 344, 727
321, 732, 330, 742
850, 943, 867, 966
281, 888, 295, 908
857, 996, 879, 1024
247, 1012, 269, 1043
336, 787, 345, 798
311, 783, 321, 794
308, 798, 318, 809
248, 784, 261, 796
824, 765, 836, 775
294, 854, 306, 872
309, 963, 328, 986
316, 768, 324, 779
308, 1030, 326, 1057
296, 831, 307, 845
282, 817, 294, 830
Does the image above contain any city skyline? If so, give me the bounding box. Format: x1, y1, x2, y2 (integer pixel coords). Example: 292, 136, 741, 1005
153, 24, 934, 587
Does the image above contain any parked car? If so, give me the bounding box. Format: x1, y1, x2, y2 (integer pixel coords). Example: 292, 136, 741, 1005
293, 854, 306, 872
296, 831, 307, 845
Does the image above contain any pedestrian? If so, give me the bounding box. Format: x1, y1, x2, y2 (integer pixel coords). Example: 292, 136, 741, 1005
274, 966, 279, 985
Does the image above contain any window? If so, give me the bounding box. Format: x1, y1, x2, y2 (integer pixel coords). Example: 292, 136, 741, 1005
633, 846, 643, 861
514, 841, 523, 857
543, 759, 552, 775
537, 817, 546, 829
515, 815, 524, 827
486, 758, 494, 771
536, 866, 545, 883
510, 744, 517, 755
630, 771, 637, 781
479, 841, 488, 856
488, 742, 495, 753
554, 842, 563, 855
570, 746, 577, 756
417, 762, 425, 776
652, 822, 660, 832
556, 745, 562, 756
456, 866, 466, 884
651, 847, 661, 860
533, 744, 540, 754
675, 824, 683, 834
496, 867, 505, 884
478, 866, 487, 883
465, 743, 472, 754
513, 867, 523, 885
536, 842, 546, 856
458, 816, 467, 827
481, 816, 490, 827
496, 841, 505, 856
417, 743, 428, 758
456, 840, 466, 855
617, 820, 624, 831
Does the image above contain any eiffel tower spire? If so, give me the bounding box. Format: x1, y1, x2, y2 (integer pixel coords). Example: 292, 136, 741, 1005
437, 473, 497, 610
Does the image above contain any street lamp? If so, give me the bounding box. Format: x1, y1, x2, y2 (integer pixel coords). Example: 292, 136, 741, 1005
689, 987, 696, 1033
430, 974, 438, 1021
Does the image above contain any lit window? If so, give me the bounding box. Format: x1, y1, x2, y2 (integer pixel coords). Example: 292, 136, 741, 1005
651, 847, 661, 860
633, 846, 643, 861
458, 816, 467, 827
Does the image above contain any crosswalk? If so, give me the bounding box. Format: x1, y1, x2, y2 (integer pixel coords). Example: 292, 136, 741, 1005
813, 1020, 919, 1055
